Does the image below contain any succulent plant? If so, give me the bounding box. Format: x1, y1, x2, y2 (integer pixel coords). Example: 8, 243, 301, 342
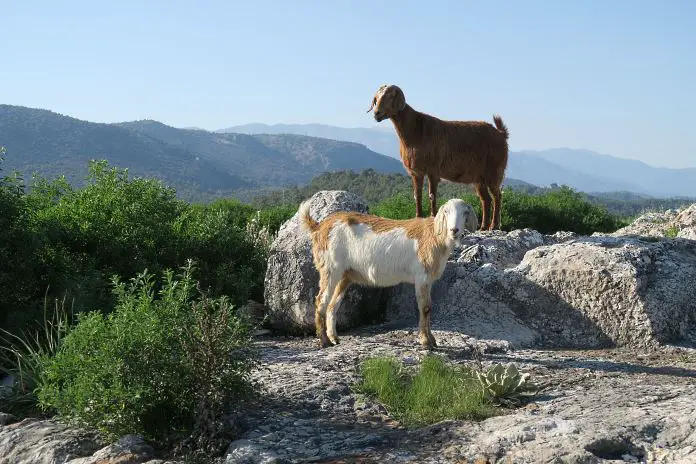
474, 363, 536, 407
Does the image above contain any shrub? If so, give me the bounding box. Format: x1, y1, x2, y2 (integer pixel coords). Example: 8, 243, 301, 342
372, 186, 626, 235
355, 354, 496, 427
36, 262, 258, 443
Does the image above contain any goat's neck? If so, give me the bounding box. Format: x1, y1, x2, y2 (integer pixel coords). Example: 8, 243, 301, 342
390, 104, 423, 146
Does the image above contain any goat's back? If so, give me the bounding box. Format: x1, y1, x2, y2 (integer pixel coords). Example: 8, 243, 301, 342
399, 112, 509, 185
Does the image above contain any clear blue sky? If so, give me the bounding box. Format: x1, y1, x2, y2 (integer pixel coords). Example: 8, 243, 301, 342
2, 1, 695, 168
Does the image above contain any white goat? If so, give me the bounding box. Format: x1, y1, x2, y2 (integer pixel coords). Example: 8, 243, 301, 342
299, 198, 478, 348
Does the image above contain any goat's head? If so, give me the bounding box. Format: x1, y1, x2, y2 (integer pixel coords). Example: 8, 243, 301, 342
366, 84, 406, 122
435, 199, 479, 246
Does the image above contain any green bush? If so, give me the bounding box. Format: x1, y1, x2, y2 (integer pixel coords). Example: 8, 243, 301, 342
36, 262, 258, 442
372, 186, 626, 235
1, 159, 275, 340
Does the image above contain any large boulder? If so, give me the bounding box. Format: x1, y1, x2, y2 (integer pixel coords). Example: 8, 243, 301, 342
263, 191, 391, 333
387, 231, 696, 349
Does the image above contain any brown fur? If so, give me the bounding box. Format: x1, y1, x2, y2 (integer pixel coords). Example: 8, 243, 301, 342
303, 210, 448, 277
302, 206, 453, 348
368, 84, 509, 230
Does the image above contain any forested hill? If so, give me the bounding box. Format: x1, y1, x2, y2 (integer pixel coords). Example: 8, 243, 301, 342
0, 105, 404, 201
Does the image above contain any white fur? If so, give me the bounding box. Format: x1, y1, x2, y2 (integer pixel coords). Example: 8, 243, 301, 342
300, 198, 477, 347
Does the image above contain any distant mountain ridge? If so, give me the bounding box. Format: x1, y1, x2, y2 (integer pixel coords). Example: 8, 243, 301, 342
0, 105, 406, 201
221, 123, 696, 198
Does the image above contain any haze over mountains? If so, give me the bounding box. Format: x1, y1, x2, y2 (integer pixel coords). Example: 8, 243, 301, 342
224, 123, 696, 198
1, 104, 695, 201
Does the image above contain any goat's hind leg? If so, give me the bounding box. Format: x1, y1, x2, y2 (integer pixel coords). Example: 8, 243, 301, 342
315, 271, 340, 348
489, 184, 502, 230
475, 183, 492, 231
325, 277, 351, 345
427, 174, 439, 217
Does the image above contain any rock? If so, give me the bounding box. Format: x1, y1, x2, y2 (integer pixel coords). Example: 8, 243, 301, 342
69, 434, 155, 464
611, 203, 696, 240
263, 190, 391, 333
509, 235, 696, 347
0, 418, 101, 464
0, 412, 17, 426
388, 231, 696, 349
676, 204, 696, 240
236, 300, 267, 325
0, 418, 161, 464
611, 209, 679, 238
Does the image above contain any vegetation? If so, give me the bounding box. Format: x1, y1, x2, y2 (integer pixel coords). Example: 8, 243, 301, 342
250, 169, 695, 219
370, 186, 629, 235
36, 263, 257, 443
0, 159, 273, 339
355, 355, 498, 427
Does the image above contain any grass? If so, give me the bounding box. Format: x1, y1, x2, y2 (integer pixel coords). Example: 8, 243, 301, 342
355, 354, 498, 427
0, 292, 72, 415
664, 225, 679, 238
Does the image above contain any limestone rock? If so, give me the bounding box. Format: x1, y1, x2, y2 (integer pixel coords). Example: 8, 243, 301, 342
387, 232, 696, 349
263, 190, 390, 333
0, 419, 160, 464
611, 203, 696, 240
0, 418, 101, 464
510, 235, 696, 347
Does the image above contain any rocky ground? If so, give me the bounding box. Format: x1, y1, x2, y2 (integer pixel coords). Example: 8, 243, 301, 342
223, 325, 696, 464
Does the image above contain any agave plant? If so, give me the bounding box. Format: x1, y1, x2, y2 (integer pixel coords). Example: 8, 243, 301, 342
474, 363, 536, 407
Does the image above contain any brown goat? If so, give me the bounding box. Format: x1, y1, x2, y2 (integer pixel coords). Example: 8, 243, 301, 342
367, 84, 509, 230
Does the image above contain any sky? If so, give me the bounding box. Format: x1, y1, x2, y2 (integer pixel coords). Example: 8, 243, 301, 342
2, 0, 695, 168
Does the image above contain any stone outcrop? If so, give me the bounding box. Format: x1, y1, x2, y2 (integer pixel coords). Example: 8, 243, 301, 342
611, 203, 696, 240
263, 191, 391, 333
0, 419, 162, 464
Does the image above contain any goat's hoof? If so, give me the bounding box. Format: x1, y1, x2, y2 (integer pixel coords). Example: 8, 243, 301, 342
428, 333, 438, 347
328, 335, 340, 345
318, 337, 331, 349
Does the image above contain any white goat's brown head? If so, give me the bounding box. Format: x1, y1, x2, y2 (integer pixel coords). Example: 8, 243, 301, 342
366, 84, 406, 122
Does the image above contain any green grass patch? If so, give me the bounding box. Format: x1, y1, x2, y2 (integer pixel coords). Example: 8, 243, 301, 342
355, 355, 498, 427
664, 225, 679, 238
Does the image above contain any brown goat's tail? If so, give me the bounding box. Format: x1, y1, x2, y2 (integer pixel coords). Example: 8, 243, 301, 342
298, 200, 319, 234
493, 115, 509, 140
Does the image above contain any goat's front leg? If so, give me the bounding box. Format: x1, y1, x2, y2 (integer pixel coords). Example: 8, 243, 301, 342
416, 281, 436, 348
412, 174, 425, 218
427, 174, 439, 217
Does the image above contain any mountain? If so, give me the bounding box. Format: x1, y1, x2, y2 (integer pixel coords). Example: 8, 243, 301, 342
222, 123, 696, 198
0, 105, 405, 201
521, 148, 696, 198
0, 105, 254, 196
219, 123, 401, 160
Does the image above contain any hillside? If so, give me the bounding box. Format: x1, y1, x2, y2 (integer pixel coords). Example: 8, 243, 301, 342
0, 105, 405, 201
223, 123, 696, 198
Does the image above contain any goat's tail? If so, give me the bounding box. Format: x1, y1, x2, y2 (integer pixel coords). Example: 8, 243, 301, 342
492, 115, 509, 140
298, 200, 320, 233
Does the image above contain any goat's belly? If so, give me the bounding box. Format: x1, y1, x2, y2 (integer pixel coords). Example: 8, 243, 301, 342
345, 248, 418, 287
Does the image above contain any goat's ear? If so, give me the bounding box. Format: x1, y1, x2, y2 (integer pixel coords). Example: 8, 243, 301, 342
366, 97, 376, 113
436, 204, 448, 238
